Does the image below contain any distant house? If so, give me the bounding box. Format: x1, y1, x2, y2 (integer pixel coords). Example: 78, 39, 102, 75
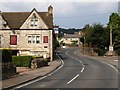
60, 32, 82, 46
0, 5, 54, 61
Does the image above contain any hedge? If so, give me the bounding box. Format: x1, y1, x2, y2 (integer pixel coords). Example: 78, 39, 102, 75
12, 56, 32, 67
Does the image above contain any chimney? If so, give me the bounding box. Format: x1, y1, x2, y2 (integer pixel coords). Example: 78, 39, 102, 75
48, 5, 53, 16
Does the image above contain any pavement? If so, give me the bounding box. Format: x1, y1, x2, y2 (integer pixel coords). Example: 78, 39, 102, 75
1, 59, 61, 89
75, 48, 119, 69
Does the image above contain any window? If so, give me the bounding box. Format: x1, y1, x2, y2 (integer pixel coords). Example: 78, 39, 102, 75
32, 36, 35, 43
28, 36, 32, 43
36, 36, 40, 43
30, 19, 38, 27
43, 36, 48, 43
10, 35, 17, 45
28, 35, 40, 44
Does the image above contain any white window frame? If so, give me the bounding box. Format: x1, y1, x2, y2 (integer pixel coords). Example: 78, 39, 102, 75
28, 35, 40, 44
30, 19, 38, 28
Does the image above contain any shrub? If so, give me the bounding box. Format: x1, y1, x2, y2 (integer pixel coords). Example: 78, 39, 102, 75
12, 56, 32, 67
2, 62, 16, 79
116, 49, 120, 55
0, 49, 12, 63
94, 48, 107, 56
31, 58, 48, 68
32, 56, 43, 59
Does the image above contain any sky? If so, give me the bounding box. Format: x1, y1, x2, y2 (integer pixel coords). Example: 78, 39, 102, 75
0, 0, 119, 29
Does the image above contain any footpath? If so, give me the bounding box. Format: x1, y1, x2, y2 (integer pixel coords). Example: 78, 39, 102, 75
75, 49, 119, 70
1, 60, 61, 89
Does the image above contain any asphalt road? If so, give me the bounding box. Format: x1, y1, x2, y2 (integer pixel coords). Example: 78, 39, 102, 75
14, 47, 118, 89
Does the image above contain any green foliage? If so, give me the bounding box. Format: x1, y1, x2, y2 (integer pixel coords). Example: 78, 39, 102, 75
94, 48, 108, 56
32, 56, 43, 59
115, 49, 120, 55
12, 56, 32, 67
53, 34, 60, 49
2, 62, 16, 79
1, 49, 12, 63
108, 13, 120, 54
71, 40, 78, 46
80, 13, 120, 56
81, 24, 109, 55
108, 13, 120, 29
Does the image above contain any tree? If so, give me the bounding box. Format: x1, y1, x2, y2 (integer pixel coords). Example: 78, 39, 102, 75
80, 23, 109, 56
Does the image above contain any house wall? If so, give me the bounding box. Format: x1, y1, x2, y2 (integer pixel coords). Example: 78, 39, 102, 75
61, 38, 80, 45
0, 29, 53, 60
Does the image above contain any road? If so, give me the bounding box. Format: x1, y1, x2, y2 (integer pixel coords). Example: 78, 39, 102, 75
13, 47, 118, 89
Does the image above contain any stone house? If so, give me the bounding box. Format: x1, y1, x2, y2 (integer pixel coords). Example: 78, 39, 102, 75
60, 33, 82, 46
0, 6, 53, 61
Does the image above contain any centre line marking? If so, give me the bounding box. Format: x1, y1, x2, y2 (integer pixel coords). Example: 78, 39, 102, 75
67, 74, 79, 84
81, 67, 85, 72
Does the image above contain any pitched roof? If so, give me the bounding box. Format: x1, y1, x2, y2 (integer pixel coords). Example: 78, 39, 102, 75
63, 34, 81, 38
1, 9, 53, 29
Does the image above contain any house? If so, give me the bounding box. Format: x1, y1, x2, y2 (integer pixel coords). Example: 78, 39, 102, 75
60, 32, 82, 46
0, 5, 54, 61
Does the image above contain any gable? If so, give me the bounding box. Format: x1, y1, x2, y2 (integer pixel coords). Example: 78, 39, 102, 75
20, 9, 48, 29
1, 8, 53, 29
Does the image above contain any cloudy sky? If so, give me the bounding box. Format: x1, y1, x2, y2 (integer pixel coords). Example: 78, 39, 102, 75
0, 0, 119, 29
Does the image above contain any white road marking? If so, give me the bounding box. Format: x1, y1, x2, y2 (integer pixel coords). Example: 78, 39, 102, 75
66, 51, 69, 56
76, 59, 79, 61
67, 50, 85, 73
39, 84, 46, 87
102, 60, 118, 72
67, 74, 79, 84
12, 54, 64, 90
107, 63, 118, 72
114, 60, 119, 62
66, 50, 85, 84
72, 57, 74, 59
74, 50, 77, 55
81, 67, 85, 72
79, 60, 82, 63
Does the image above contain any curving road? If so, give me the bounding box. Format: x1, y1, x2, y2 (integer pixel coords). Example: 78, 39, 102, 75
14, 47, 118, 89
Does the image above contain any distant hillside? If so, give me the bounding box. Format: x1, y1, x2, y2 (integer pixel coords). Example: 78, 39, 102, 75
58, 28, 82, 34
